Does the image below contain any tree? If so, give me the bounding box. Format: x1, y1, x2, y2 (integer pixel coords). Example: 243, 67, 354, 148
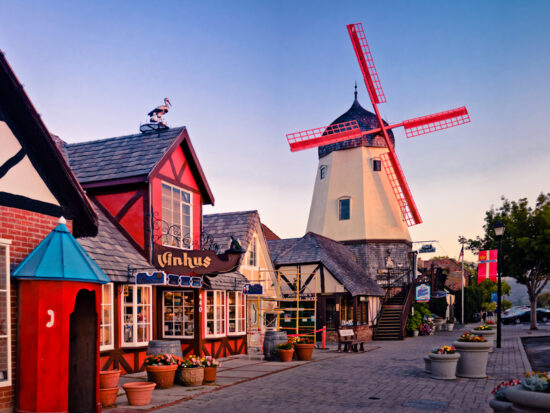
460, 193, 550, 330
537, 292, 550, 308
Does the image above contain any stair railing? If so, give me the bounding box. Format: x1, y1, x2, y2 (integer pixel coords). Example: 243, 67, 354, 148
373, 270, 412, 337
399, 279, 418, 339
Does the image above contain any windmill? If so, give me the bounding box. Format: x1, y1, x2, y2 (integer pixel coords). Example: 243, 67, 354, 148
287, 23, 470, 228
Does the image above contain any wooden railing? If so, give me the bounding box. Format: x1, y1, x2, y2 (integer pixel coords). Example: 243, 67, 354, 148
399, 279, 417, 339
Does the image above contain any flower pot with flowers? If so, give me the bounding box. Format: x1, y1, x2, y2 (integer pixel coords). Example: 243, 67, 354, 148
144, 353, 180, 389
471, 324, 496, 351
489, 379, 520, 412
293, 336, 315, 361
176, 355, 204, 386
276, 339, 295, 362
419, 318, 435, 336
428, 345, 460, 380
202, 356, 220, 383
453, 333, 492, 378
504, 371, 550, 412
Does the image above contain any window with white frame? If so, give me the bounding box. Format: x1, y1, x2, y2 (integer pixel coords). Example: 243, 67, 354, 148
100, 283, 114, 350
228, 291, 246, 335
0, 240, 11, 387
205, 290, 225, 337
121, 285, 152, 346
248, 237, 257, 267
162, 182, 192, 249
163, 290, 194, 338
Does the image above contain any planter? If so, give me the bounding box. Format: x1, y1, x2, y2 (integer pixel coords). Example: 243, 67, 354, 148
434, 319, 445, 331
178, 367, 205, 386
428, 352, 460, 380
413, 330, 419, 337
294, 343, 314, 361
471, 329, 496, 352
99, 369, 121, 389
122, 382, 156, 406
99, 387, 119, 408
489, 398, 515, 412
423, 355, 431, 374
203, 366, 217, 383
146, 364, 178, 389
453, 340, 492, 378
505, 386, 550, 412
446, 323, 455, 332
277, 348, 294, 362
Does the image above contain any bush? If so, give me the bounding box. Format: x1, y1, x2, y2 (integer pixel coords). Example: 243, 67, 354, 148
429, 297, 448, 318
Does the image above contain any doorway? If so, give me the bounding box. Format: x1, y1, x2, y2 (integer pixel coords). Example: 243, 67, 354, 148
68, 289, 97, 413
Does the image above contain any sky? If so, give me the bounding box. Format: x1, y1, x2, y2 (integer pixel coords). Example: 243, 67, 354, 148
1, 0, 549, 262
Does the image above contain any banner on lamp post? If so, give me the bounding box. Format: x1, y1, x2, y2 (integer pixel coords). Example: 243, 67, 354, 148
477, 249, 498, 283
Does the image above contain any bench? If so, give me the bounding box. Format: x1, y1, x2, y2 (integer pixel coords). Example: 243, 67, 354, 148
337, 329, 364, 353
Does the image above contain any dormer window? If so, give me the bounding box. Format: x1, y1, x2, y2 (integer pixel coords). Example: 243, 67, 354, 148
162, 182, 193, 249
320, 165, 327, 180
372, 158, 382, 172
339, 197, 351, 221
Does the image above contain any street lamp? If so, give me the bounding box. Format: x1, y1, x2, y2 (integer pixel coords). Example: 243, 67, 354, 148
493, 221, 505, 349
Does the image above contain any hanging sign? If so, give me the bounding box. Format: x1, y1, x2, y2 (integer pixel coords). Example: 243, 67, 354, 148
478, 250, 497, 283
243, 283, 263, 295
136, 271, 165, 284
137, 271, 201, 288
415, 284, 431, 302
491, 292, 497, 303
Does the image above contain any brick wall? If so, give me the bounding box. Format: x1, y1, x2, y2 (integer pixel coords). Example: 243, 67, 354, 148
0, 205, 72, 412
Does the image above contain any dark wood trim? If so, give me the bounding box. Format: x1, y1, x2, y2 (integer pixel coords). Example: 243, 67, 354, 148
319, 265, 326, 293
0, 192, 67, 218
176, 161, 187, 182
168, 156, 178, 181
81, 175, 147, 190
194, 289, 202, 356
114, 191, 143, 221
300, 264, 320, 293
341, 239, 413, 247
0, 148, 25, 179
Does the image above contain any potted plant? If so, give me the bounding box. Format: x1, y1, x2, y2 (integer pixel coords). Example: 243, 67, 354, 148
177, 355, 205, 386
276, 339, 294, 362
202, 356, 220, 383
445, 319, 455, 332
453, 333, 492, 378
489, 379, 520, 412
419, 318, 435, 336
144, 353, 180, 389
433, 316, 445, 331
471, 324, 496, 351
505, 371, 550, 412
122, 382, 156, 406
293, 336, 315, 361
406, 311, 421, 336
428, 345, 460, 380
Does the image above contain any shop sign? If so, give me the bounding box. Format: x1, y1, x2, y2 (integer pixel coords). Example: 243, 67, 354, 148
153, 244, 243, 275
243, 283, 263, 295
136, 271, 202, 288
415, 284, 431, 302
136, 271, 165, 284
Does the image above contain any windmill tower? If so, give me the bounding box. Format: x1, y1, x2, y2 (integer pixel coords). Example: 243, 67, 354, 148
286, 23, 470, 278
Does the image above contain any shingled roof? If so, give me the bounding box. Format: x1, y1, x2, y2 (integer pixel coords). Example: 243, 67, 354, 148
203, 272, 248, 291
268, 232, 384, 296
78, 204, 155, 282
202, 211, 260, 254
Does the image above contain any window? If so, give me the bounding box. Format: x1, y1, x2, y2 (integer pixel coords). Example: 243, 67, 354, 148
100, 283, 114, 350
162, 182, 192, 249
340, 297, 354, 326
0, 241, 11, 387
248, 237, 257, 267
357, 298, 368, 325
163, 290, 194, 338
339, 198, 351, 221
121, 285, 152, 347
372, 158, 382, 171
228, 291, 246, 335
320, 165, 327, 180
205, 291, 225, 337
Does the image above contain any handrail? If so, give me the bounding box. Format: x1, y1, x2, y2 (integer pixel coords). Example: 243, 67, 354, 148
399, 279, 417, 339
373, 270, 413, 337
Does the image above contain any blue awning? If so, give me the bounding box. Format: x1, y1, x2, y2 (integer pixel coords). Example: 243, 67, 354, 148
12, 220, 110, 284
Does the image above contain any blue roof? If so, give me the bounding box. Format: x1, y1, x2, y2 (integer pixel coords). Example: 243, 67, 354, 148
12, 222, 110, 284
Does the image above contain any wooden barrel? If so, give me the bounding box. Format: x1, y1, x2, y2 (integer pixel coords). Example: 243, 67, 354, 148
146, 340, 183, 358
263, 331, 288, 361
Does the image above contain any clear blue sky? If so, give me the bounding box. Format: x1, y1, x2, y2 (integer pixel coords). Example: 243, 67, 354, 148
2, 0, 549, 261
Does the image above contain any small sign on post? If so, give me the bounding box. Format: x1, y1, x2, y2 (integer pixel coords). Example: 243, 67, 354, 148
415, 284, 431, 302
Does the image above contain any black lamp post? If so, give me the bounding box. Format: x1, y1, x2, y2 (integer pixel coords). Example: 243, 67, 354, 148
493, 221, 505, 349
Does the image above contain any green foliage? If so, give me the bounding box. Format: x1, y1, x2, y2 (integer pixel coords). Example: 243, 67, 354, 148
481, 302, 496, 312
454, 285, 483, 323
537, 292, 550, 308
429, 297, 448, 318
503, 299, 512, 310
406, 302, 431, 332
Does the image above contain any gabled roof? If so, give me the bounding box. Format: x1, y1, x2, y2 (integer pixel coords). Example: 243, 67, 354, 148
203, 271, 248, 291
65, 126, 214, 205
12, 220, 109, 284
78, 203, 155, 282
0, 51, 97, 237
202, 210, 260, 254
268, 232, 384, 296
261, 223, 280, 241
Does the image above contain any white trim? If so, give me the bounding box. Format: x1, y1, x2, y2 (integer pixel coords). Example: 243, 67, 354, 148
100, 283, 114, 351
0, 240, 11, 387
161, 181, 193, 250
120, 285, 152, 348
162, 290, 194, 339
204, 290, 226, 338
227, 291, 246, 336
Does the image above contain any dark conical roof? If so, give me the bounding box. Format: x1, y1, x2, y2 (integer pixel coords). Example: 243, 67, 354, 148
318, 92, 395, 159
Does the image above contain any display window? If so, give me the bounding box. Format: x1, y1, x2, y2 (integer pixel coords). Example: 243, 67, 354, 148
100, 283, 114, 350
0, 241, 11, 387
205, 290, 225, 338
163, 290, 194, 338
228, 291, 246, 335
121, 285, 152, 347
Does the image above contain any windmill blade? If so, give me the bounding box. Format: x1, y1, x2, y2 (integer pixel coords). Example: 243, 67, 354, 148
403, 106, 470, 138
347, 23, 386, 104
286, 120, 363, 152
380, 150, 422, 226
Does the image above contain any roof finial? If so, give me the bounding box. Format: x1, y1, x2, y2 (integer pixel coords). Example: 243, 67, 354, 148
354, 81, 358, 101
58, 216, 67, 225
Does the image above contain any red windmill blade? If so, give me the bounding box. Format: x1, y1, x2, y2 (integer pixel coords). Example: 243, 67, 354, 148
286, 120, 363, 152
402, 106, 470, 138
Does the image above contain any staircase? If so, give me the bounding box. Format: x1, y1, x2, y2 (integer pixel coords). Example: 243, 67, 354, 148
373, 290, 406, 340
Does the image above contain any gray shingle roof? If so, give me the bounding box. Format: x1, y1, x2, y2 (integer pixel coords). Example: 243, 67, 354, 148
268, 232, 384, 296
78, 205, 155, 282
203, 272, 248, 291
202, 211, 259, 254
65, 127, 184, 183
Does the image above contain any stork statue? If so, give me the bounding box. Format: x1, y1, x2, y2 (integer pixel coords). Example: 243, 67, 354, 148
147, 97, 172, 127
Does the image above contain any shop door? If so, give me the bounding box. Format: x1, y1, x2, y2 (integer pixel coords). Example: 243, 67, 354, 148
325, 298, 337, 331
68, 289, 97, 413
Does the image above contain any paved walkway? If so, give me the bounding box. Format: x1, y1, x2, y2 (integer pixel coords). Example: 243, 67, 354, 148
108, 323, 550, 413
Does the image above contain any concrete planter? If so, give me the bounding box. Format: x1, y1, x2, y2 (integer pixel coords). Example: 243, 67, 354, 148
434, 319, 445, 331
413, 330, 419, 337
471, 329, 496, 352
453, 340, 492, 378
423, 355, 431, 374
505, 386, 550, 412
428, 352, 460, 380
445, 323, 455, 332
489, 398, 515, 412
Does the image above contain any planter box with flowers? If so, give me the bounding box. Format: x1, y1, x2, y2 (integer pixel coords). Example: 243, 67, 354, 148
428, 345, 460, 380
276, 338, 295, 362
504, 371, 550, 412
471, 324, 496, 351
202, 356, 220, 384
176, 355, 205, 386
144, 353, 179, 389
293, 336, 315, 361
453, 333, 492, 378
490, 379, 520, 412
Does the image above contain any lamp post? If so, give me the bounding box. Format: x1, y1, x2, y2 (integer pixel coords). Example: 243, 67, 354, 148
493, 221, 505, 349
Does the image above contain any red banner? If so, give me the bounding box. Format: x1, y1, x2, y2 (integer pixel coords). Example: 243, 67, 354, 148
478, 249, 498, 283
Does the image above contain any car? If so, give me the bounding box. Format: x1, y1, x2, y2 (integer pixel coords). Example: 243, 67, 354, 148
502, 308, 550, 324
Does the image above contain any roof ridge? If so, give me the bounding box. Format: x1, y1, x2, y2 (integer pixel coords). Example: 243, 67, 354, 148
204, 210, 258, 218
66, 126, 185, 147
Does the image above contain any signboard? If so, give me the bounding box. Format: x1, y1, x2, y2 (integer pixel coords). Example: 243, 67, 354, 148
136, 271, 202, 288
432, 290, 447, 299
419, 244, 436, 253
243, 283, 263, 295
491, 292, 497, 303
415, 284, 431, 302
136, 271, 165, 284
478, 250, 497, 283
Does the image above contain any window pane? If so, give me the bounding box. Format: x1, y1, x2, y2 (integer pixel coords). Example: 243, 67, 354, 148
339, 199, 350, 220
182, 191, 190, 203
0, 337, 8, 382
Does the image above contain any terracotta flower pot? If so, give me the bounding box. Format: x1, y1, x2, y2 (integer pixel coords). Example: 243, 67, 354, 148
146, 364, 178, 389
99, 387, 119, 408
179, 367, 205, 386
122, 382, 156, 406
277, 348, 294, 362
294, 343, 314, 361
203, 366, 217, 383
99, 369, 121, 389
